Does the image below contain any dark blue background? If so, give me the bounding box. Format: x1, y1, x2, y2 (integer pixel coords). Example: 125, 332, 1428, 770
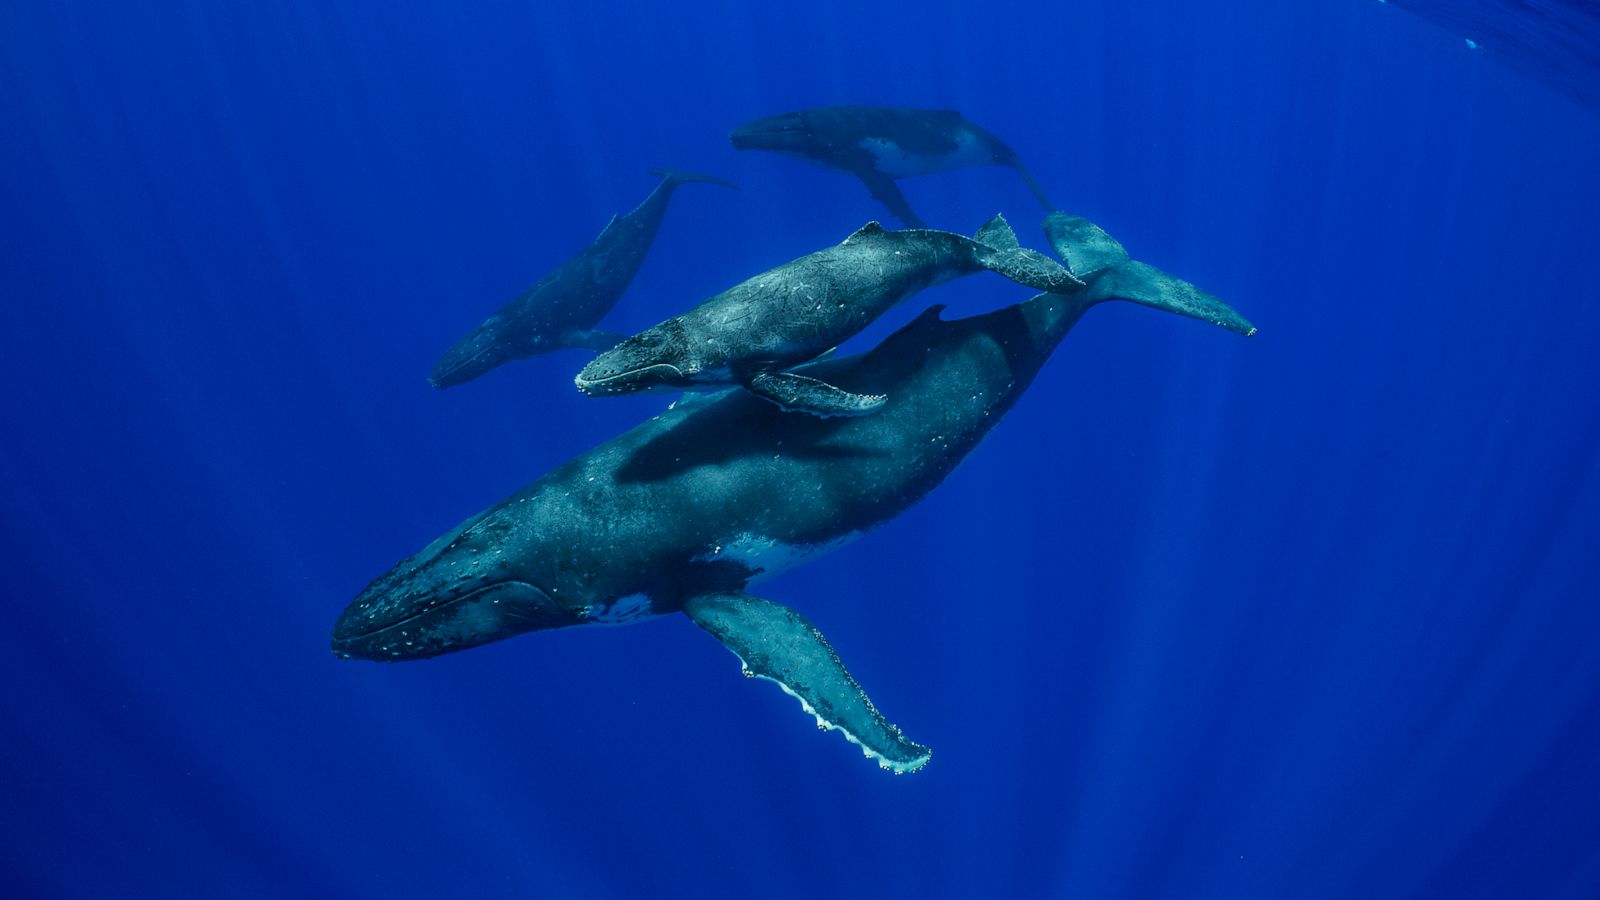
4, 1, 1598, 897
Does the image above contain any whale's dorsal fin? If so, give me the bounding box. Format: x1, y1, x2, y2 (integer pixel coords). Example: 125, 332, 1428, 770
745, 371, 886, 418
843, 220, 889, 243
682, 591, 931, 774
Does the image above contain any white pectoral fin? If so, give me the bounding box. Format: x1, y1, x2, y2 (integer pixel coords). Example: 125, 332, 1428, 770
682, 591, 931, 774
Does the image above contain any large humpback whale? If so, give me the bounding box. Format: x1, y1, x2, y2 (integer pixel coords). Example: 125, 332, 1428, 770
730, 105, 1053, 228
333, 221, 1255, 773
572, 215, 1084, 417
429, 169, 737, 388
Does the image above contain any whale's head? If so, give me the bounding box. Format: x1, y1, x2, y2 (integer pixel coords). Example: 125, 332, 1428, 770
430, 315, 544, 389
730, 111, 816, 155
573, 321, 699, 396
331, 507, 579, 661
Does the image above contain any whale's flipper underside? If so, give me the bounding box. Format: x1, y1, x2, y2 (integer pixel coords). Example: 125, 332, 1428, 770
745, 372, 887, 418
855, 168, 929, 229
683, 591, 931, 774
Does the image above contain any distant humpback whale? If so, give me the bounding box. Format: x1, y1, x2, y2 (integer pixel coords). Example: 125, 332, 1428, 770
573, 214, 1084, 417
730, 105, 1053, 228
333, 221, 1254, 773
429, 169, 737, 388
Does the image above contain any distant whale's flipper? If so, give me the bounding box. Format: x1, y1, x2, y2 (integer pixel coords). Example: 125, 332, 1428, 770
559, 329, 626, 352
649, 168, 742, 191
682, 591, 931, 774
746, 372, 887, 418
1042, 212, 1256, 336
972, 214, 1085, 294
856, 168, 928, 228
1042, 211, 1130, 279
1009, 159, 1055, 212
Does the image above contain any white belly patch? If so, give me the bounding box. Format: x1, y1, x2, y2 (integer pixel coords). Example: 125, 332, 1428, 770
585, 592, 658, 625
860, 129, 991, 178
697, 531, 862, 584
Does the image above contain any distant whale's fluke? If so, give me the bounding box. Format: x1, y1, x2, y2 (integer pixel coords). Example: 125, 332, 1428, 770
731, 105, 1053, 228
1043, 212, 1257, 337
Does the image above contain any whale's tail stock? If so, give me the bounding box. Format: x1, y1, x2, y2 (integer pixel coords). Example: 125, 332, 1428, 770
1042, 211, 1257, 337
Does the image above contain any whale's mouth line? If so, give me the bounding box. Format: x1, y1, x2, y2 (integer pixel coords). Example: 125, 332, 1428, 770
576, 362, 685, 393
431, 343, 498, 386
341, 580, 538, 640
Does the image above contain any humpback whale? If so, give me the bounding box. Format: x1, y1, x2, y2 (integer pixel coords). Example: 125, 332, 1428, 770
572, 215, 1084, 417
333, 220, 1254, 773
730, 105, 1053, 228
429, 169, 737, 388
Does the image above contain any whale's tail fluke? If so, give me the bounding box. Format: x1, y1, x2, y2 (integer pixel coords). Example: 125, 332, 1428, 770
650, 167, 741, 192
1042, 211, 1256, 337
972, 213, 1085, 295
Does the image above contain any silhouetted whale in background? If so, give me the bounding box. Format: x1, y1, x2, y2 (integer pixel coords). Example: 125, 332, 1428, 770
1383, 1, 1600, 116
430, 168, 737, 388
333, 218, 1254, 773
730, 105, 1053, 228
573, 214, 1083, 417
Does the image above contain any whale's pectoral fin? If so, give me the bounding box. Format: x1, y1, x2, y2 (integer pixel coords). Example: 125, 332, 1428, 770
855, 168, 928, 228
745, 372, 887, 418
682, 591, 931, 774
558, 329, 626, 352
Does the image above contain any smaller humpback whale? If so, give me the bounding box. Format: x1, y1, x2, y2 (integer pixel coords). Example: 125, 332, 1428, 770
730, 105, 1053, 228
1041, 212, 1256, 336
429, 168, 738, 388
573, 215, 1084, 417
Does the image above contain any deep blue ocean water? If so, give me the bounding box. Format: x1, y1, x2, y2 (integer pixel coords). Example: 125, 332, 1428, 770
4, 1, 1599, 897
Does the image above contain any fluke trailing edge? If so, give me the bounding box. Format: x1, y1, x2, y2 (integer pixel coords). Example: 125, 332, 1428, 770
573, 214, 1083, 417
333, 218, 1254, 773
1041, 212, 1256, 336
429, 169, 738, 388
731, 105, 1053, 228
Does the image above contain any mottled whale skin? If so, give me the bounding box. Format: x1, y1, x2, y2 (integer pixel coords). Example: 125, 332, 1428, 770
572, 215, 1083, 417
730, 105, 1053, 228
334, 230, 1253, 772
430, 169, 736, 388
